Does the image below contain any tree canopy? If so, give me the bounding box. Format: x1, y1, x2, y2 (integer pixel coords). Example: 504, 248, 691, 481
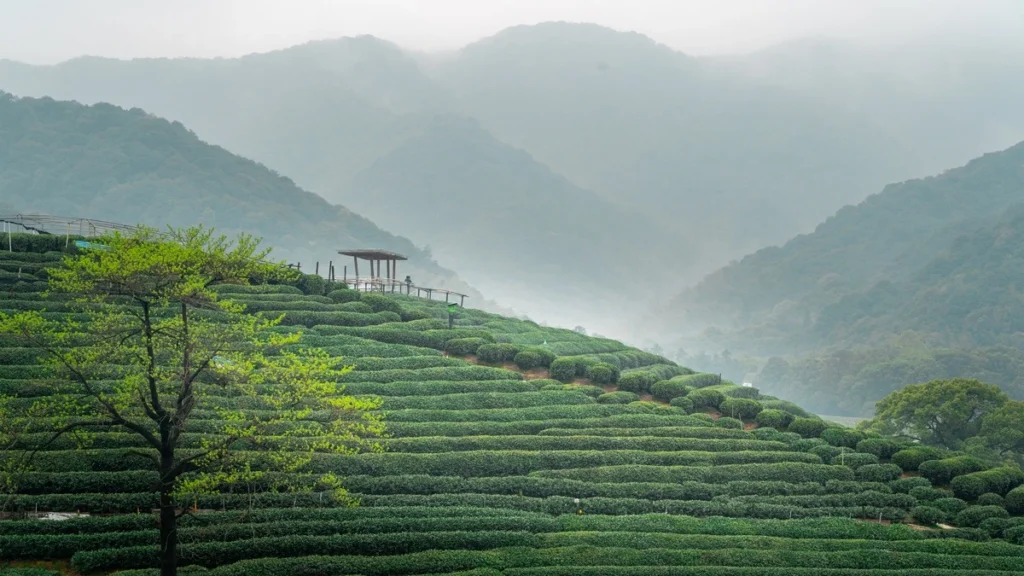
0, 226, 385, 576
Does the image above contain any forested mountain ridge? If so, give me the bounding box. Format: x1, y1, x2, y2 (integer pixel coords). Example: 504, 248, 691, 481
667, 139, 1024, 347
0, 92, 480, 298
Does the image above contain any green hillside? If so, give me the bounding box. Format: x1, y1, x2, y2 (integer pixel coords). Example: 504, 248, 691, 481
667, 140, 1024, 346
3, 235, 1024, 575
0, 92, 478, 298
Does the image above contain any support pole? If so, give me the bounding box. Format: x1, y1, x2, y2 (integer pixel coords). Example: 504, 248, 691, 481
315, 262, 319, 276
461, 295, 466, 306
354, 257, 359, 282
343, 265, 347, 284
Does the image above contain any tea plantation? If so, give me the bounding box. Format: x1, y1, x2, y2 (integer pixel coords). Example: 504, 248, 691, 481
2, 237, 1024, 575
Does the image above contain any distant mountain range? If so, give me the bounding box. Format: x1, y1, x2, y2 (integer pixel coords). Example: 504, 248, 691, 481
2, 23, 1023, 333
2, 22, 1024, 334
665, 139, 1024, 355
0, 92, 480, 300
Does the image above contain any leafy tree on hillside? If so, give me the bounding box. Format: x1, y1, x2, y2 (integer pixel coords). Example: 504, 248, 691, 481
861, 378, 1007, 449
0, 226, 385, 576
978, 401, 1024, 465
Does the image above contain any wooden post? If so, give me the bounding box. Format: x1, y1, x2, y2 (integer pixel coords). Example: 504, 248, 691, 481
315, 262, 319, 276
461, 295, 466, 306
343, 265, 347, 283
354, 257, 359, 282
446, 292, 450, 303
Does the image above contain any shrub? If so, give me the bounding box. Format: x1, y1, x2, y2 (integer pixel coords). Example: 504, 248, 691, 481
1006, 485, 1024, 515
856, 463, 903, 483
339, 301, 375, 313
788, 417, 829, 438
476, 343, 522, 364
714, 417, 743, 430
586, 363, 620, 385
597, 391, 640, 405
977, 492, 1005, 507
954, 505, 1009, 528
855, 437, 904, 459
296, 273, 328, 295
687, 388, 726, 410
1006, 525, 1024, 545
400, 309, 432, 322
669, 396, 694, 413
722, 385, 760, 399
911, 505, 946, 526
808, 445, 843, 462
327, 288, 361, 303
755, 409, 794, 430
891, 446, 946, 471
978, 516, 1011, 537
951, 474, 989, 501
951, 467, 1024, 499
890, 476, 932, 493
909, 486, 947, 502
820, 427, 865, 448
549, 357, 579, 382
718, 397, 762, 420
829, 452, 879, 469
757, 399, 811, 418
617, 371, 657, 394
671, 373, 722, 388
514, 348, 557, 371
918, 456, 989, 485
932, 497, 969, 516
650, 379, 691, 402
444, 338, 487, 356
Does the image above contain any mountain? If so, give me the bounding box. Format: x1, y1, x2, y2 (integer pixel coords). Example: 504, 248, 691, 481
426, 23, 926, 264
665, 140, 1024, 353
0, 92, 478, 298
345, 114, 687, 322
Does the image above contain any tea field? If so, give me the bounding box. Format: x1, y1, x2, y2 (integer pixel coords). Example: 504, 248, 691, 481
2, 239, 1024, 575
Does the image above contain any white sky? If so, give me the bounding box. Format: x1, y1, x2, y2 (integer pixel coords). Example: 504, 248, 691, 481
1, 0, 1022, 64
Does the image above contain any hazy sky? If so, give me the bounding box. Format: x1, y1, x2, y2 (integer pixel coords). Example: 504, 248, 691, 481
1, 0, 1022, 64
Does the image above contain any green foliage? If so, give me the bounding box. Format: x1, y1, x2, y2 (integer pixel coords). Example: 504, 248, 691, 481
911, 505, 946, 526
755, 409, 795, 430
890, 477, 933, 494
713, 416, 743, 430
476, 343, 522, 364
585, 363, 619, 385
687, 388, 725, 410
616, 371, 657, 394
295, 274, 327, 296
668, 396, 694, 413
932, 498, 969, 516
359, 293, 404, 315
514, 348, 557, 371
788, 417, 829, 439
918, 457, 990, 485
855, 464, 903, 483
953, 505, 1009, 528
855, 437, 905, 459
866, 379, 1008, 449
596, 391, 639, 405
1006, 485, 1024, 514
445, 338, 488, 356
830, 452, 879, 469
821, 427, 865, 449
649, 380, 691, 402
976, 492, 1005, 507
718, 397, 763, 420
670, 373, 722, 389
549, 357, 580, 382
327, 288, 361, 304
892, 446, 947, 472
951, 467, 1024, 499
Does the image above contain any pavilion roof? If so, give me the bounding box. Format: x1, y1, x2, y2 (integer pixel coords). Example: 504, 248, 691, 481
338, 249, 408, 261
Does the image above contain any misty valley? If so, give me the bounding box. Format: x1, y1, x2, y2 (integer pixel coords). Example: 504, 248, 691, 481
2, 10, 1024, 576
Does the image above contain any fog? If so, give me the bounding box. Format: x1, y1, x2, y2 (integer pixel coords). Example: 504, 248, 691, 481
2, 0, 1023, 64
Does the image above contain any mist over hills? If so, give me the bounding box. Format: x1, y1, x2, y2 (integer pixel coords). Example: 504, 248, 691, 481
663, 140, 1024, 415
0, 92, 480, 300
5, 22, 1024, 333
